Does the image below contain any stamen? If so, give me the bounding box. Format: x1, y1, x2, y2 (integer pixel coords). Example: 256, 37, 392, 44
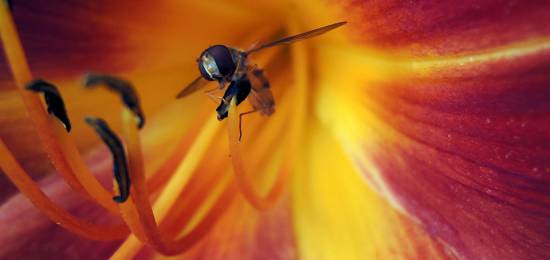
0, 3, 121, 213
117, 197, 148, 243
85, 117, 131, 203
1, 4, 295, 253
112, 179, 239, 258
83, 73, 146, 129
25, 79, 72, 132
119, 107, 166, 248
112, 117, 226, 257
0, 138, 129, 240
227, 97, 287, 210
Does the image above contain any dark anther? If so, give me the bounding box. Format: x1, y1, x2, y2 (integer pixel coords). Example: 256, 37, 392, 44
83, 73, 145, 129
85, 116, 131, 203
25, 79, 72, 132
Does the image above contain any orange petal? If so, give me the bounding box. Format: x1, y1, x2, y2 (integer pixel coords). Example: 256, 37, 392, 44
324, 43, 550, 258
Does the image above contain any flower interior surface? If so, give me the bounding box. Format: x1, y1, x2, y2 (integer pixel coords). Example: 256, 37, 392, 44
0, 1, 549, 260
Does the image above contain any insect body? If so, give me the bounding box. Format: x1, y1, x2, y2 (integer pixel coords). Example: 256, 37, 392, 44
215, 77, 251, 120
177, 21, 346, 135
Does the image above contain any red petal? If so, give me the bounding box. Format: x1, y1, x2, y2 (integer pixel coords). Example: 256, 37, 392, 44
340, 0, 550, 55
357, 50, 550, 259
5, 1, 147, 76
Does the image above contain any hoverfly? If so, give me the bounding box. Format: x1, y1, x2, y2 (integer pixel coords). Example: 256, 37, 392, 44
176, 21, 346, 138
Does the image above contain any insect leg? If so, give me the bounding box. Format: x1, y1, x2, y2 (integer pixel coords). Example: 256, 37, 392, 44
218, 78, 226, 89
204, 86, 224, 104
238, 109, 259, 141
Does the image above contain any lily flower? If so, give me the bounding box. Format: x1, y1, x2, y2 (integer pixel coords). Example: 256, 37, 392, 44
0, 1, 549, 259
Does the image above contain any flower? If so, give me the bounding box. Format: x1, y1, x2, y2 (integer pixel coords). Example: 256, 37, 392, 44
0, 1, 549, 259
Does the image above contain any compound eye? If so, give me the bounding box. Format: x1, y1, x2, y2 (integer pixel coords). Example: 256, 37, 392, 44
205, 45, 236, 78
198, 45, 237, 81
198, 53, 219, 81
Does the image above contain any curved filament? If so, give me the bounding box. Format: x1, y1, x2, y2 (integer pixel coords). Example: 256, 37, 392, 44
111, 111, 239, 256
0, 3, 120, 214
227, 97, 288, 210
0, 139, 129, 240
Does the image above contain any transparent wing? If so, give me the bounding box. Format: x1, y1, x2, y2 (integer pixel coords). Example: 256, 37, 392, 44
246, 21, 346, 55
248, 87, 275, 116
176, 75, 210, 99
